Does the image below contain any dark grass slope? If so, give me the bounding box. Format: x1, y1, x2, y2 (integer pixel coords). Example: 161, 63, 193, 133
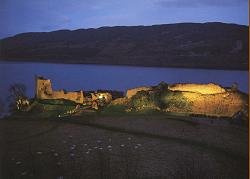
0, 22, 248, 70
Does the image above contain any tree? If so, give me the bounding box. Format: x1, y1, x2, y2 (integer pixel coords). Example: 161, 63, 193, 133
8, 83, 29, 112
0, 98, 4, 114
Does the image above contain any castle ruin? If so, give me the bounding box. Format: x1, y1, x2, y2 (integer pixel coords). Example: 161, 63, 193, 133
35, 76, 112, 105
124, 83, 247, 117
35, 76, 85, 104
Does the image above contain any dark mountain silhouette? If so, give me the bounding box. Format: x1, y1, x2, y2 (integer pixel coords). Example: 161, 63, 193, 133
0, 22, 248, 70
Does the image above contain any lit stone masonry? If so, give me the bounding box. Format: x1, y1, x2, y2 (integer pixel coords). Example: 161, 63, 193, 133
125, 82, 247, 118
168, 83, 226, 95
35, 76, 85, 103
90, 92, 112, 104
167, 83, 247, 117
178, 91, 246, 117
126, 86, 153, 98
35, 76, 112, 105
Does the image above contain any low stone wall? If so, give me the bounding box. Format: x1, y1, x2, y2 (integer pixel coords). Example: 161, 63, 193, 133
39, 90, 84, 104
126, 87, 153, 99
124, 83, 247, 117
166, 91, 246, 117
110, 97, 129, 106
168, 83, 226, 95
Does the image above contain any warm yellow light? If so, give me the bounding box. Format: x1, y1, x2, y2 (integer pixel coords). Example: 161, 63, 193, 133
168, 83, 226, 95
98, 95, 103, 99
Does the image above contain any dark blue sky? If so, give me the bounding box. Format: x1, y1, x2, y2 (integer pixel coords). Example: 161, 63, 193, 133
0, 0, 248, 39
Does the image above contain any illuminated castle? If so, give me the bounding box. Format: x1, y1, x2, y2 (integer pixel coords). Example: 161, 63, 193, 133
35, 76, 112, 105
35, 76, 85, 104
125, 83, 247, 117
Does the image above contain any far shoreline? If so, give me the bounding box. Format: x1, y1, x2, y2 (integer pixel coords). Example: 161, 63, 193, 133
0, 59, 248, 72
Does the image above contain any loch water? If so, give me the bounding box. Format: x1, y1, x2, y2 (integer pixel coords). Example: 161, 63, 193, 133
0, 61, 249, 103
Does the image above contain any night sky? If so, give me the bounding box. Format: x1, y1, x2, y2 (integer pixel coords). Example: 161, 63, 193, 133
0, 0, 249, 39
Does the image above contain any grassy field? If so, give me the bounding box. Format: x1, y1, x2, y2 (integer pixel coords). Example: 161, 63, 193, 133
0, 113, 248, 179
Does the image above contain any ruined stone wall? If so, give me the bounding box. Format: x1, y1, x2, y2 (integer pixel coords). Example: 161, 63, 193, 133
49, 90, 84, 104
168, 83, 226, 95
91, 92, 112, 103
125, 83, 247, 117
35, 77, 85, 104
110, 97, 129, 106
167, 83, 246, 117
126, 87, 153, 98
167, 91, 246, 117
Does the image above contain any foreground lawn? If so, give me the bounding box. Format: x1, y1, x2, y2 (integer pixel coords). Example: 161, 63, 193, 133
0, 114, 248, 179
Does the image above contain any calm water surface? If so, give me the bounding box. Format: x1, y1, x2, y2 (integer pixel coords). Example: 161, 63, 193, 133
0, 62, 248, 103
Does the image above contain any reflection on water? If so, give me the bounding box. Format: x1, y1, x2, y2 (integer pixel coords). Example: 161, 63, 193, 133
0, 61, 248, 103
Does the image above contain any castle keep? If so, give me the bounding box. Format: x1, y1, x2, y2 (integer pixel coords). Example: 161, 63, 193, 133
35, 76, 85, 104
35, 76, 112, 105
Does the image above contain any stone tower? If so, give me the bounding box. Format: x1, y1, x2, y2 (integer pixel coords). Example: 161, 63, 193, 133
35, 76, 53, 99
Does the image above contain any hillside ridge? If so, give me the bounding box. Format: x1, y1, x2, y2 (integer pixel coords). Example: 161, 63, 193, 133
0, 22, 248, 70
